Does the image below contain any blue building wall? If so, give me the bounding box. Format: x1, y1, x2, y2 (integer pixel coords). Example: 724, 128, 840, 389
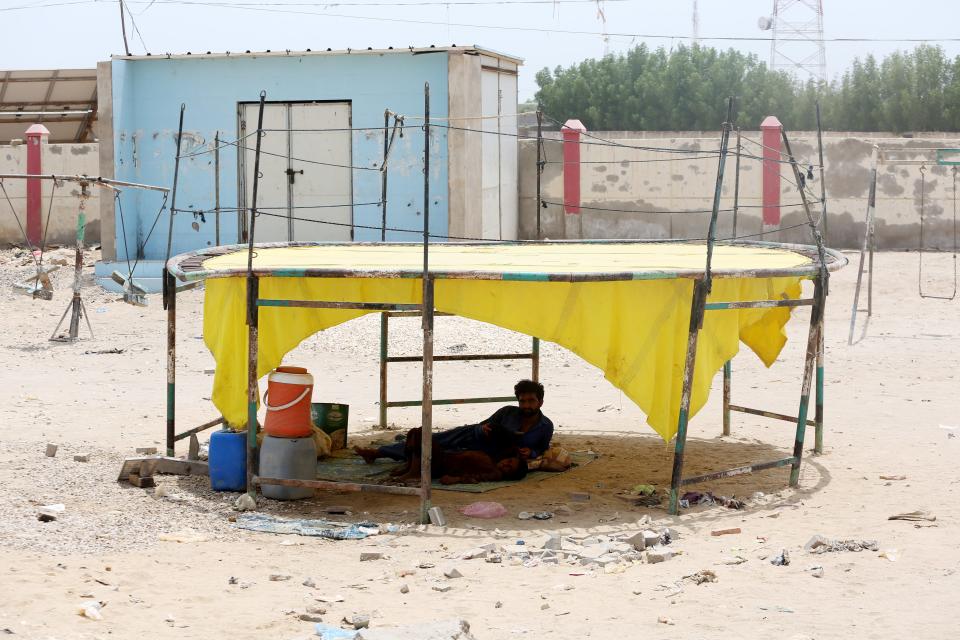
111, 52, 449, 261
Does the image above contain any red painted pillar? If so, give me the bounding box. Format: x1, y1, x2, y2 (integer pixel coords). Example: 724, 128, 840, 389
562, 119, 586, 215
760, 116, 782, 232
25, 124, 50, 247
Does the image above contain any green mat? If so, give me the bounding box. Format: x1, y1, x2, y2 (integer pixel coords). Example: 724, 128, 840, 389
315, 451, 597, 493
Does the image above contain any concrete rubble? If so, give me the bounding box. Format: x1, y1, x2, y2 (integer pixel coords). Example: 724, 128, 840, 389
447, 524, 681, 570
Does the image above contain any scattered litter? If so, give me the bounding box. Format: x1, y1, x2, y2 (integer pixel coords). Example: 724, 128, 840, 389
37, 503, 65, 522
234, 514, 387, 539
807, 565, 824, 578
888, 510, 936, 522
269, 574, 291, 581
360, 553, 384, 562
597, 404, 615, 412
400, 583, 409, 594
657, 616, 675, 625
720, 555, 748, 565
879, 549, 899, 562
314, 623, 358, 640
77, 600, 105, 620
432, 584, 452, 593
517, 511, 533, 520
711, 528, 741, 537
73, 454, 90, 463
680, 491, 745, 509
631, 484, 656, 496
45, 443, 58, 457
84, 348, 125, 355
418, 562, 436, 569
460, 501, 508, 519
315, 595, 345, 604
234, 494, 257, 512
428, 506, 446, 527
758, 605, 794, 614
879, 475, 906, 481
532, 512, 553, 520
804, 535, 878, 554
683, 569, 717, 585
770, 549, 790, 566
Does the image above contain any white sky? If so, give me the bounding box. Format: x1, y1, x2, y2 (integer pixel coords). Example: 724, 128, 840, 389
2, 0, 959, 99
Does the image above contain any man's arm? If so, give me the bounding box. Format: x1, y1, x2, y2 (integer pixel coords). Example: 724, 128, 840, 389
527, 420, 554, 459
480, 406, 509, 436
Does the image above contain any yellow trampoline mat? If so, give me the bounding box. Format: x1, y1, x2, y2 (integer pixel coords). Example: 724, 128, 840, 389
202, 242, 812, 276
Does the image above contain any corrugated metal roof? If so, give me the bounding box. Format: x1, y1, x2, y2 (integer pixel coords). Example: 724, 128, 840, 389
111, 44, 523, 65
0, 68, 97, 144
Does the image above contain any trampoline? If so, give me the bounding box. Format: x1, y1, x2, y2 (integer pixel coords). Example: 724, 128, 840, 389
165, 239, 846, 516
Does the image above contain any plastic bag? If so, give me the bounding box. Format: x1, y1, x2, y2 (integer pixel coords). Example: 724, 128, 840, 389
459, 501, 508, 518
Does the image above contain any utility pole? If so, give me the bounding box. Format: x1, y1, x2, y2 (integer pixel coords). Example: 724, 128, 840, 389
118, 0, 131, 56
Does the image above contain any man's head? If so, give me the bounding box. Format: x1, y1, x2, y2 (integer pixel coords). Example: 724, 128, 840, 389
496, 456, 529, 480
514, 379, 544, 417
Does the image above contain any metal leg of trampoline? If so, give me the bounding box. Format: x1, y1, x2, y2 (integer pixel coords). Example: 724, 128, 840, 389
669, 281, 707, 516
165, 272, 176, 457
790, 278, 824, 486
722, 360, 731, 436
814, 323, 825, 455
246, 275, 260, 498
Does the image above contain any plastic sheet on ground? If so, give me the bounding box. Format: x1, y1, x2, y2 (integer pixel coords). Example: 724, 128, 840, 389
234, 513, 384, 539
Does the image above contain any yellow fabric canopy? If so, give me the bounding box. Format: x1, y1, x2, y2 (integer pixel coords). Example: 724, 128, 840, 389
199, 243, 808, 441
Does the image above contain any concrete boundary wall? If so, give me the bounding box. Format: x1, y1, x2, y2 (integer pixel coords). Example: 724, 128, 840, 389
0, 140, 100, 247
519, 131, 960, 249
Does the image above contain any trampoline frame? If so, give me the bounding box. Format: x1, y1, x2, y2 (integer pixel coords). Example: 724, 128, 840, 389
162, 90, 843, 520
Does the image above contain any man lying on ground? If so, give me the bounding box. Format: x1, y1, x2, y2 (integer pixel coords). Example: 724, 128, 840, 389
391, 423, 528, 485
355, 379, 554, 464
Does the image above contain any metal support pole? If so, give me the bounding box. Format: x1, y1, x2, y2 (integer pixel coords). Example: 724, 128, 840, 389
536, 109, 543, 240
816, 102, 828, 244
668, 280, 708, 515
214, 131, 221, 246
163, 104, 185, 311
51, 186, 93, 341
849, 146, 879, 344
166, 271, 176, 456
814, 320, 824, 454
379, 312, 389, 429
669, 98, 734, 515
245, 91, 267, 497
722, 360, 731, 436
732, 127, 741, 237
531, 337, 540, 382
420, 82, 433, 524
381, 110, 389, 241
790, 279, 824, 485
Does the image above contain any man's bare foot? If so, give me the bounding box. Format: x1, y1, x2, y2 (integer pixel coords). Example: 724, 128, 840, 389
353, 446, 381, 464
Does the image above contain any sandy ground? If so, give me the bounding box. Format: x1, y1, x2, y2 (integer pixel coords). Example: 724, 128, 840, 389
0, 247, 958, 639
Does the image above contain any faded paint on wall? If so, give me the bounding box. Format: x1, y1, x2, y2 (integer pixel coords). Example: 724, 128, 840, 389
519, 131, 960, 250
0, 140, 101, 246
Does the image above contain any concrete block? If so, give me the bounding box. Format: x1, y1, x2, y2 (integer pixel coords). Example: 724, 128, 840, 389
135, 447, 158, 455
128, 473, 156, 488
45, 443, 58, 457
73, 454, 90, 462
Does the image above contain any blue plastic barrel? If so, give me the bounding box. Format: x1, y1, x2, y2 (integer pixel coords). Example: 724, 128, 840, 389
209, 429, 247, 492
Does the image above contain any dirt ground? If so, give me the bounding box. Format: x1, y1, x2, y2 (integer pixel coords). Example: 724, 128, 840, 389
0, 248, 958, 639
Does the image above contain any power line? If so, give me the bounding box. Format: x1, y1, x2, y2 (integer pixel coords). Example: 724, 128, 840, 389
7, 0, 960, 45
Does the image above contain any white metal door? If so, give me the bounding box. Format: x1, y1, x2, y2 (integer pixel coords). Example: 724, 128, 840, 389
241, 101, 353, 242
